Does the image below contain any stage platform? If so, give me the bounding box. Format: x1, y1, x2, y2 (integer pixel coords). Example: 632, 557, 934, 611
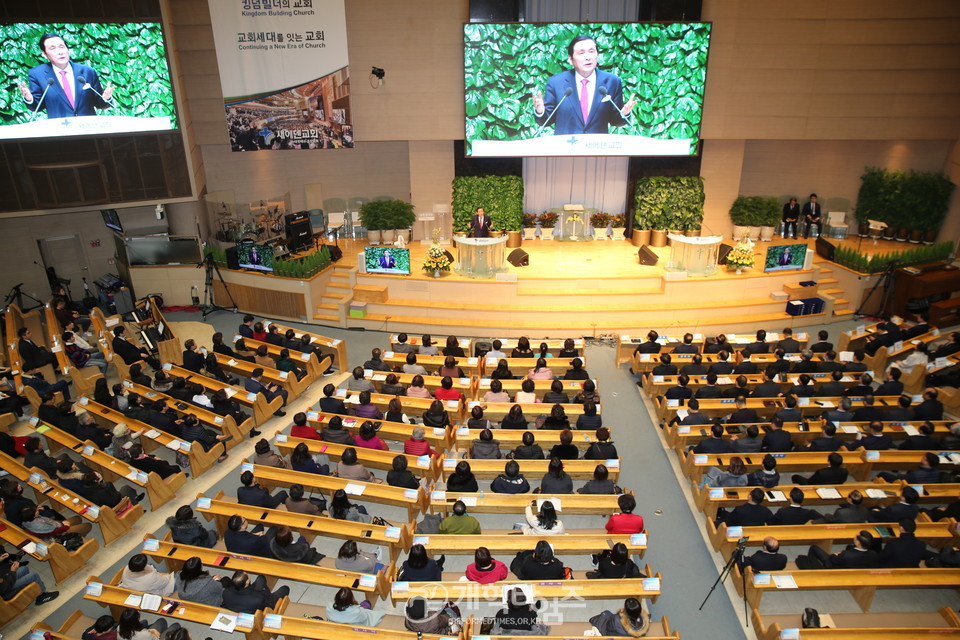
314, 234, 901, 337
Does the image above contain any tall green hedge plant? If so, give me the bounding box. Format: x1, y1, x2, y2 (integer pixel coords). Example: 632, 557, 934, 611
634, 176, 704, 230
452, 175, 524, 232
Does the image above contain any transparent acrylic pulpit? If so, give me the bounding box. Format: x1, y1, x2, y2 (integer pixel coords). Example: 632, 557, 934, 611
666, 234, 724, 276
454, 235, 509, 278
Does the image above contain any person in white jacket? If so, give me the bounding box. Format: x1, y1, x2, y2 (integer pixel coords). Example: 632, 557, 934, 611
523, 500, 566, 535
119, 554, 176, 596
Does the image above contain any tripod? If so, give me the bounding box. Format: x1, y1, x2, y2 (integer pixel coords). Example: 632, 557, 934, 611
3, 283, 44, 312
855, 261, 897, 319
198, 254, 238, 319
699, 536, 750, 627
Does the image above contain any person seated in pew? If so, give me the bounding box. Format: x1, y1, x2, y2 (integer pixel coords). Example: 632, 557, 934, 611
347, 367, 376, 393
166, 505, 218, 548
125, 392, 184, 434
120, 553, 176, 597
128, 442, 181, 480
445, 462, 479, 493
244, 367, 288, 418
483, 379, 511, 403
328, 587, 385, 627
898, 421, 940, 450
704, 334, 729, 355
588, 542, 644, 579
330, 488, 373, 522
280, 329, 301, 352
749, 370, 781, 398
418, 334, 439, 357
251, 322, 267, 343
253, 439, 288, 468
733, 350, 758, 375
401, 353, 428, 376
776, 328, 801, 353
548, 429, 580, 460
816, 350, 843, 374
746, 329, 770, 355
274, 348, 307, 381
721, 488, 772, 527
336, 447, 381, 483
16, 327, 58, 371
800, 420, 843, 453
606, 493, 644, 534
439, 499, 482, 534
23, 436, 69, 478
465, 546, 509, 583
318, 383, 350, 415
792, 451, 849, 485
353, 390, 383, 420
492, 587, 550, 635
434, 376, 463, 402
878, 518, 928, 568
534, 342, 554, 360
726, 396, 761, 426
816, 490, 868, 524
510, 431, 546, 460
354, 420, 389, 451
387, 455, 421, 490
843, 372, 875, 397
83, 470, 144, 508
691, 423, 733, 455
404, 374, 432, 399
845, 420, 893, 451
722, 375, 752, 399
770, 487, 821, 525
553, 338, 577, 359
400, 543, 444, 581
238, 470, 288, 508
379, 373, 405, 397
513, 539, 565, 579
652, 352, 678, 376
676, 398, 713, 429
523, 499, 564, 535
181, 339, 205, 373
321, 416, 356, 446
238, 315, 255, 339
180, 414, 231, 463
670, 333, 696, 355
82, 614, 119, 640
704, 350, 733, 377
747, 454, 780, 488
269, 524, 325, 564
289, 412, 321, 440
867, 485, 920, 522
363, 348, 391, 373
787, 374, 816, 398
471, 428, 503, 459
117, 609, 180, 640
694, 372, 723, 399
823, 397, 854, 423
438, 356, 465, 379
542, 379, 570, 404
284, 483, 326, 515
664, 374, 693, 402
201, 353, 239, 385
877, 451, 942, 484
404, 596, 459, 635
421, 399, 451, 429
175, 557, 226, 607
527, 358, 555, 381
112, 326, 161, 370
212, 332, 253, 363
490, 359, 516, 381
514, 379, 540, 404
579, 464, 616, 494
575, 378, 601, 405
588, 597, 650, 637
844, 350, 869, 373
222, 569, 290, 614
164, 378, 189, 404
765, 349, 791, 378
704, 456, 748, 488
56, 457, 85, 493
385, 397, 412, 424
633, 330, 661, 356
122, 363, 151, 390
943, 423, 960, 451
538, 457, 573, 494
289, 442, 330, 475
264, 324, 283, 346
809, 330, 832, 354
797, 530, 879, 570
576, 401, 602, 431
762, 415, 795, 452
885, 394, 915, 421
913, 388, 944, 421
584, 426, 617, 460
392, 332, 417, 354
679, 353, 708, 377
466, 405, 493, 430
791, 349, 819, 375
564, 357, 590, 380
491, 460, 530, 494
336, 540, 383, 573
110, 424, 137, 462
22, 367, 72, 402
501, 404, 529, 430
740, 536, 788, 572
76, 411, 114, 450
404, 425, 436, 457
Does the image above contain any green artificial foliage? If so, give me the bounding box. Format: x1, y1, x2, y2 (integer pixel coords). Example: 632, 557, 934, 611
463, 22, 711, 155
359, 200, 415, 231
634, 176, 704, 230
854, 167, 955, 233
1, 22, 176, 126
452, 175, 524, 232
729, 195, 780, 227
832, 241, 953, 274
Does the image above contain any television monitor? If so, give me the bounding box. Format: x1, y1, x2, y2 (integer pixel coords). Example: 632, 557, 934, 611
101, 209, 122, 232
0, 22, 178, 140
463, 22, 712, 157
124, 236, 203, 266
764, 244, 807, 273
364, 247, 411, 275
236, 243, 275, 272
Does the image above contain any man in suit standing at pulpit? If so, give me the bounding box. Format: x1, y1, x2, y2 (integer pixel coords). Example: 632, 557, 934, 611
470, 207, 492, 238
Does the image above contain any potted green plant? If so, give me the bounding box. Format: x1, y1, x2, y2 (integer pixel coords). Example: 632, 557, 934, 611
539, 211, 558, 240
359, 200, 388, 244
522, 212, 539, 240
756, 196, 781, 241
383, 199, 416, 244
728, 196, 769, 241
633, 210, 652, 247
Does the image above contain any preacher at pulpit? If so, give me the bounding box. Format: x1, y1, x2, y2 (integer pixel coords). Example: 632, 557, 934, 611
469, 207, 492, 238
19, 33, 114, 119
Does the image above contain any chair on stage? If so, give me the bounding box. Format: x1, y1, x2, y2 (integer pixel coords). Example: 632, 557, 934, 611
826, 211, 849, 239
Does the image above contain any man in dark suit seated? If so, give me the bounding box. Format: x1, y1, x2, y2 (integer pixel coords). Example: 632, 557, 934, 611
726, 396, 760, 424
799, 530, 879, 569
803, 421, 844, 452
705, 335, 731, 354
885, 394, 914, 421
318, 383, 349, 415
878, 452, 943, 485
761, 416, 794, 452
672, 333, 699, 354
745, 330, 770, 355
112, 326, 160, 370
651, 353, 677, 376
912, 388, 944, 421
852, 396, 885, 423
791, 349, 819, 374
181, 339, 205, 373
764, 350, 790, 378
224, 515, 272, 558
875, 368, 904, 397
733, 350, 759, 375
22, 369, 71, 402
691, 423, 733, 454
633, 330, 661, 355
817, 490, 868, 524
792, 451, 848, 485
846, 420, 893, 451
771, 487, 821, 525
707, 351, 734, 376
222, 570, 290, 614
128, 443, 181, 479
238, 315, 255, 339
776, 328, 800, 353
898, 422, 939, 451
749, 371, 781, 398
392, 332, 417, 354
843, 350, 868, 373
664, 374, 693, 402
724, 488, 773, 527
722, 375, 752, 399
809, 330, 833, 354
868, 486, 920, 522
264, 325, 284, 346
773, 396, 802, 425
679, 399, 715, 429
786, 374, 816, 398
843, 373, 874, 397
237, 470, 287, 509
739, 536, 788, 572
747, 454, 780, 488
16, 328, 57, 370
877, 518, 928, 568
815, 370, 845, 397
244, 367, 287, 417
823, 397, 854, 423
694, 372, 722, 399
929, 332, 960, 359
679, 353, 708, 376
816, 351, 843, 373
124, 393, 180, 435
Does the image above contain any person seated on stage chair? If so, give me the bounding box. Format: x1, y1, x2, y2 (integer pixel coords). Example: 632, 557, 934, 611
740, 536, 788, 572
781, 197, 800, 239
802, 193, 822, 239
652, 353, 678, 376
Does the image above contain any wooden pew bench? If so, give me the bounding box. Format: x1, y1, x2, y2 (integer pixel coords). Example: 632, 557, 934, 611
213, 352, 309, 399
382, 352, 483, 377
465, 401, 597, 423
751, 605, 960, 640
305, 413, 451, 450
476, 377, 597, 402
164, 363, 281, 426
440, 457, 620, 483
452, 427, 605, 453
366, 371, 475, 399
481, 357, 587, 378
272, 436, 442, 481
236, 335, 329, 381
266, 321, 347, 373
0, 515, 98, 583
267, 598, 458, 640
335, 388, 465, 421
682, 449, 869, 484
124, 379, 251, 443
412, 531, 647, 559
432, 492, 628, 516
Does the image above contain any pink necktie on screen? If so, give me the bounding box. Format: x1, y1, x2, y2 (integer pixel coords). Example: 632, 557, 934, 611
580, 78, 589, 124
60, 70, 74, 108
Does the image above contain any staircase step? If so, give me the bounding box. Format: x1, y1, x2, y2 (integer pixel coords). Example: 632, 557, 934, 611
834, 309, 856, 317
313, 314, 340, 323
821, 288, 844, 295
329, 281, 350, 289
322, 293, 348, 302
818, 278, 839, 285
332, 272, 351, 280
316, 303, 339, 311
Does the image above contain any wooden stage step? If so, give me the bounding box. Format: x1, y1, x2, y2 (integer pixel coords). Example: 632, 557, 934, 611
328, 281, 350, 289
834, 309, 856, 317
379, 295, 791, 314
316, 303, 339, 311
313, 313, 340, 323
516, 286, 665, 296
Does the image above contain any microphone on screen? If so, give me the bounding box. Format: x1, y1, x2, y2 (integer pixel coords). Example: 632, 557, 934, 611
533, 87, 574, 137
31, 78, 55, 119
78, 76, 113, 105
599, 86, 631, 117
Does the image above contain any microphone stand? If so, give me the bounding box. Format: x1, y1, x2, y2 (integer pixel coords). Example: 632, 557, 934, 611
78, 77, 113, 107
30, 79, 55, 120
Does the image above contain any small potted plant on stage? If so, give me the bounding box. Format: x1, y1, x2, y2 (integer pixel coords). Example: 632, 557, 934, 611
591, 212, 611, 240
384, 199, 416, 245
522, 213, 539, 240
359, 200, 388, 244
422, 229, 452, 277
538, 211, 558, 239
756, 196, 780, 241
725, 239, 755, 275
729, 195, 764, 241
611, 213, 627, 240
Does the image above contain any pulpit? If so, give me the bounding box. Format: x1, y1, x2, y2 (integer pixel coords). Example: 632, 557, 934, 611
454, 235, 509, 278
550, 207, 599, 241
666, 234, 724, 276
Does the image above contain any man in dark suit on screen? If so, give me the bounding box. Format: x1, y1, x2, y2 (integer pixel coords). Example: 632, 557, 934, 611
19, 33, 114, 118
533, 35, 636, 136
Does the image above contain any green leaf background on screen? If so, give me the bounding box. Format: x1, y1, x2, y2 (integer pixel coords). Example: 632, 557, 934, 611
0, 22, 176, 127
464, 22, 711, 153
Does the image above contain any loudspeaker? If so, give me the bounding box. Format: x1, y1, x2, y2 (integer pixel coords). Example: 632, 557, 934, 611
637, 245, 658, 266
507, 248, 529, 267
717, 243, 733, 266
327, 245, 343, 262
815, 237, 835, 261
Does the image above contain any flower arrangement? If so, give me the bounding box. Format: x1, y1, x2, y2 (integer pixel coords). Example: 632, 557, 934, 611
422, 228, 452, 274
522, 212, 539, 227
726, 239, 756, 271
612, 213, 626, 227
538, 211, 558, 228
591, 212, 612, 228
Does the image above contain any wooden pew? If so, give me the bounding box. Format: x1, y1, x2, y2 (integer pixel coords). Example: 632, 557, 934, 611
87, 307, 130, 378
413, 531, 648, 558
261, 600, 459, 640
142, 535, 392, 602
5, 306, 63, 411
439, 457, 620, 483
195, 492, 410, 563
739, 564, 960, 611
32, 418, 185, 510
476, 377, 598, 402
489, 337, 586, 357
30, 609, 103, 639
163, 363, 281, 426
452, 427, 603, 453
433, 492, 628, 516
466, 400, 598, 423
123, 379, 250, 444
481, 357, 587, 378
656, 396, 783, 422
681, 450, 869, 483
367, 371, 475, 399
253, 464, 428, 521
273, 436, 441, 480
268, 320, 347, 374
859, 449, 960, 477
335, 388, 465, 422
42, 303, 104, 398
464, 612, 681, 640
213, 351, 309, 399
382, 352, 483, 377
751, 605, 960, 640
233, 334, 327, 382
0, 450, 143, 546
0, 515, 98, 583
642, 371, 863, 398
388, 334, 473, 355
617, 331, 812, 366
307, 413, 451, 450
0, 580, 42, 625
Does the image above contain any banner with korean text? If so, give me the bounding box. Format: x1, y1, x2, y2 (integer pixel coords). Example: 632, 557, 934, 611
209, 0, 353, 151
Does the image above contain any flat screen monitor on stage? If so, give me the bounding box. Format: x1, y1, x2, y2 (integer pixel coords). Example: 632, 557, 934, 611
364, 247, 410, 275
463, 22, 712, 157
764, 244, 807, 273
101, 209, 122, 232
237, 243, 275, 272
0, 22, 178, 140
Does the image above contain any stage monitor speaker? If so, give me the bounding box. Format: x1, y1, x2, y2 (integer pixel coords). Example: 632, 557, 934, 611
637, 245, 658, 266
717, 243, 733, 266
507, 248, 529, 267
815, 237, 835, 261
328, 245, 343, 262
